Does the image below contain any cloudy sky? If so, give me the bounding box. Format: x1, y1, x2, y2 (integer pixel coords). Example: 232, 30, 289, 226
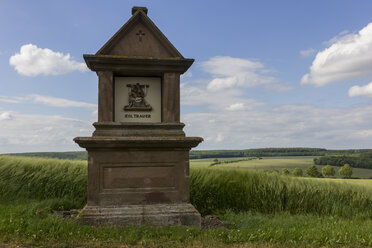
1, 1, 372, 153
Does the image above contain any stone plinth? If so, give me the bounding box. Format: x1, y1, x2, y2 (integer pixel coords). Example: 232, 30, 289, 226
78, 203, 200, 227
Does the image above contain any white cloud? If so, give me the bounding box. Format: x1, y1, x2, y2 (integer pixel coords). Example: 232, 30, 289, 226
324, 30, 350, 46
31, 94, 96, 108
0, 112, 12, 120
181, 71, 192, 79
300, 48, 316, 57
216, 133, 224, 142
181, 55, 372, 149
226, 103, 245, 111
0, 111, 93, 153
182, 104, 372, 150
301, 23, 372, 86
349, 81, 372, 98
0, 96, 24, 103
0, 94, 96, 109
264, 83, 294, 92
180, 56, 286, 113
9, 44, 88, 76
181, 84, 263, 111
201, 56, 276, 91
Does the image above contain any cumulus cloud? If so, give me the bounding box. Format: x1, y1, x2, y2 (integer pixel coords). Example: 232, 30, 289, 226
180, 56, 285, 113
31, 94, 96, 108
201, 56, 276, 91
0, 112, 12, 120
181, 84, 263, 111
0, 96, 24, 103
180, 54, 372, 149
300, 48, 316, 57
181, 71, 192, 79
9, 44, 88, 76
216, 133, 224, 142
0, 94, 96, 109
182, 104, 372, 150
349, 81, 372, 98
264, 83, 294, 92
0, 111, 93, 153
324, 30, 350, 46
301, 23, 372, 86
226, 103, 245, 111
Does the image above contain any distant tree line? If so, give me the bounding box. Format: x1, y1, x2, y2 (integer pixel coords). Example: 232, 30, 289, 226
190, 148, 372, 159
4, 151, 88, 161
4, 148, 372, 161
314, 152, 372, 169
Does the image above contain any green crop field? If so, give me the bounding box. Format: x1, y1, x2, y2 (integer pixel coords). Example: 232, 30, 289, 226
191, 156, 315, 168
190, 156, 372, 178
2, 155, 372, 247
303, 177, 372, 189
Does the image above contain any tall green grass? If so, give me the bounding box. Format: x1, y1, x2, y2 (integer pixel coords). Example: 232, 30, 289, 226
1, 156, 372, 219
190, 168, 372, 217
0, 156, 87, 209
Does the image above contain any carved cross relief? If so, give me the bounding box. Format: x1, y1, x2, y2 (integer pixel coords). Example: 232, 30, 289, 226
136, 30, 145, 41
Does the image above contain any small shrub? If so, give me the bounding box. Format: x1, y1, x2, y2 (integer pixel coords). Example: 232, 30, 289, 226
281, 168, 290, 176
339, 164, 353, 178
321, 165, 335, 177
306, 165, 319, 177
292, 167, 303, 177
271, 169, 279, 174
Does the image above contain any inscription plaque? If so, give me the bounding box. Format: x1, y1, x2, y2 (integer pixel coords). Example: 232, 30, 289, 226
115, 77, 161, 122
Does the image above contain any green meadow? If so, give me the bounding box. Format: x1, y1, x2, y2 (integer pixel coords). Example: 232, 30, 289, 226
190, 156, 372, 178
1, 155, 372, 247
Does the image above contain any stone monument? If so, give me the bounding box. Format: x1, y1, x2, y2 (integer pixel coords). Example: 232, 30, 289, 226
74, 6, 203, 227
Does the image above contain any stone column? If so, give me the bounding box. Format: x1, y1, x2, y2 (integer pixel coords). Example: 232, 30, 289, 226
162, 72, 180, 123
98, 71, 114, 122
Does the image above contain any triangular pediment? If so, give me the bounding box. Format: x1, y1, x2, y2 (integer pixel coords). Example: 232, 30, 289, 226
96, 9, 183, 58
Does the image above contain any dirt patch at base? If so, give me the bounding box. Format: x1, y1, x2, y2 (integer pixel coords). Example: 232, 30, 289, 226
201, 215, 228, 229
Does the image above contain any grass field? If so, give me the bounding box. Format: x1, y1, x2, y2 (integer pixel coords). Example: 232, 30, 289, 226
190, 156, 372, 178
2, 155, 372, 247
2, 199, 372, 247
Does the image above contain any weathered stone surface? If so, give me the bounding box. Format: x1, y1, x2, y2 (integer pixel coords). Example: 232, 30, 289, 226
74, 136, 202, 149
92, 122, 186, 137
83, 56, 194, 75
72, 141, 199, 206
97, 71, 114, 122
162, 73, 180, 122
96, 7, 183, 58
74, 6, 202, 228
132, 6, 148, 15
78, 203, 201, 227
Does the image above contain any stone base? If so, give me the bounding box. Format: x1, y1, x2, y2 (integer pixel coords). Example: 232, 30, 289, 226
77, 203, 201, 227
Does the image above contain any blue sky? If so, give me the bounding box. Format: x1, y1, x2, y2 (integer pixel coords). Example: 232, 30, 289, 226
1, 0, 372, 153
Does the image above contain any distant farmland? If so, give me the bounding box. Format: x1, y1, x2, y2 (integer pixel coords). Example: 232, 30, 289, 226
190, 156, 372, 179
